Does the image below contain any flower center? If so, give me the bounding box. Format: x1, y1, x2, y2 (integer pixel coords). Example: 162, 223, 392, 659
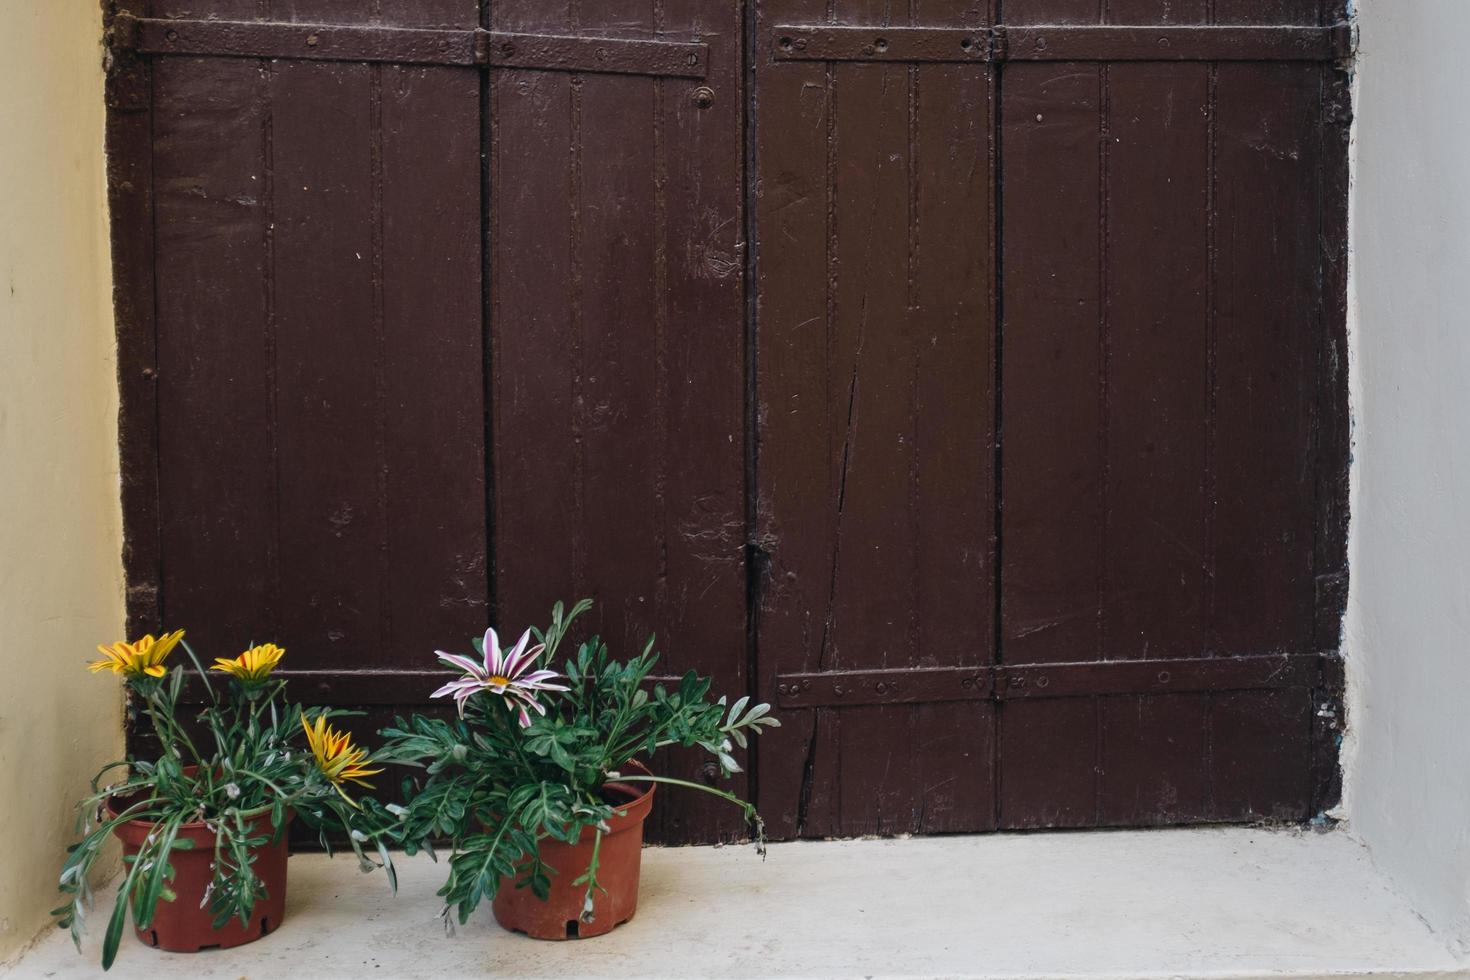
488, 675, 511, 687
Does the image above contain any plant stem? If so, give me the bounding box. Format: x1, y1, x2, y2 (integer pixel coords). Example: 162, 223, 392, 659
607, 774, 758, 817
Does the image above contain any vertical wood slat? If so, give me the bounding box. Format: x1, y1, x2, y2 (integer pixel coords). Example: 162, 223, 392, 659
270, 58, 384, 667
752, 0, 838, 840
997, 54, 1101, 824
911, 0, 997, 834
492, 0, 746, 844
153, 55, 275, 656
998, 0, 1332, 828
106, 0, 163, 640
148, 0, 486, 676
756, 0, 995, 838
652, 0, 750, 842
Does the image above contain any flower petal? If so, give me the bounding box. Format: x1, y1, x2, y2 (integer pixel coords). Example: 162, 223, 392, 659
502, 637, 545, 679
435, 651, 484, 678
482, 627, 503, 676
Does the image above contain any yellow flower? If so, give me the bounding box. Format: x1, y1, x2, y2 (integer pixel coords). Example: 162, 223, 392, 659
89, 630, 185, 679
301, 714, 382, 806
212, 643, 286, 682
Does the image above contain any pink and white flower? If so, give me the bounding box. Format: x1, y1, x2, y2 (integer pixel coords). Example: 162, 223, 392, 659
431, 627, 569, 726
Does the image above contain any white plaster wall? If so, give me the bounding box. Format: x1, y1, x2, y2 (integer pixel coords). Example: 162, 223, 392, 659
1346, 0, 1470, 953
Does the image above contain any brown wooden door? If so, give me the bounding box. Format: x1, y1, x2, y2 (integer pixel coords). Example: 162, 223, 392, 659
106, 0, 1348, 843
751, 1, 1351, 836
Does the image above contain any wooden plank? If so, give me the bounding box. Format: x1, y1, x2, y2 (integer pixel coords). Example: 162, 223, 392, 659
1214, 0, 1325, 26
1211, 63, 1319, 654
1002, 0, 1097, 24
910, 0, 997, 834
105, 0, 163, 640
827, 0, 922, 837
490, 1, 577, 630
270, 58, 385, 670
1098, 693, 1210, 825
752, 0, 839, 841
1000, 61, 1102, 665
152, 55, 276, 658
1101, 60, 1209, 660
653, 0, 750, 843
1314, 61, 1353, 653
1211, 688, 1311, 820
1000, 698, 1099, 828
492, 0, 747, 845
379, 63, 487, 664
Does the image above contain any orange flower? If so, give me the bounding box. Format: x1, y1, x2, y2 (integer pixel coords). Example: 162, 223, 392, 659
212, 643, 286, 683
301, 714, 382, 806
89, 630, 185, 679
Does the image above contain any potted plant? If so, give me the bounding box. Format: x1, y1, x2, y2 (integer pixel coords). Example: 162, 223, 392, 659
54, 630, 397, 969
378, 599, 778, 939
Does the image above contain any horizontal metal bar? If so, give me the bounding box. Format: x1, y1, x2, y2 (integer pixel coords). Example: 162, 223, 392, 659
772, 26, 991, 63
486, 30, 707, 77
997, 24, 1353, 62
113, 14, 709, 78
120, 14, 481, 66
776, 654, 1325, 708
770, 23, 1351, 64
777, 666, 993, 708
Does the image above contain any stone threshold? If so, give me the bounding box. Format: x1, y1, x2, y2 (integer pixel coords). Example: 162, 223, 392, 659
7, 826, 1463, 979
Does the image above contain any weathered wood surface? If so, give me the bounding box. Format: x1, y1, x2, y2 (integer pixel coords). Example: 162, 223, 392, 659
109, 0, 1350, 841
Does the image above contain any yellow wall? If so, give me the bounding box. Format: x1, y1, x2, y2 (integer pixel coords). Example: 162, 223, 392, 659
0, 0, 125, 962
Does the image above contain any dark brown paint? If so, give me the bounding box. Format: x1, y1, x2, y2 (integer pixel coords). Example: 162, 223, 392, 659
104, 0, 1351, 842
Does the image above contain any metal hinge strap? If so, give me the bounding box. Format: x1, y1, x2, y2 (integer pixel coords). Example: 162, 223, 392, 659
110, 13, 709, 78
771, 22, 1353, 65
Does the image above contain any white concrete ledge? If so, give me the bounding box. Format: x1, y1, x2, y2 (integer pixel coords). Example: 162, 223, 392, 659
7, 827, 1463, 979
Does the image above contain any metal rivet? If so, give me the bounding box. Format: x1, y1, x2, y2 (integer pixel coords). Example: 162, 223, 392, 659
595, 46, 608, 61
305, 33, 319, 47
875, 681, 888, 694
779, 35, 794, 51
692, 86, 715, 109
165, 29, 179, 43
960, 36, 973, 50
801, 679, 812, 690
874, 36, 889, 52
833, 684, 845, 697
500, 41, 516, 57
141, 367, 157, 380
1036, 676, 1049, 689
1157, 670, 1172, 684
794, 37, 808, 51
960, 677, 974, 689
687, 52, 699, 67
1034, 36, 1047, 50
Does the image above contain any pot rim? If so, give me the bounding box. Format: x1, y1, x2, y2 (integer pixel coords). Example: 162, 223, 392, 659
599, 758, 656, 830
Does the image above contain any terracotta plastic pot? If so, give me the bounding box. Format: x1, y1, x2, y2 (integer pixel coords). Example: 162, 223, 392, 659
108, 801, 291, 953
492, 763, 656, 940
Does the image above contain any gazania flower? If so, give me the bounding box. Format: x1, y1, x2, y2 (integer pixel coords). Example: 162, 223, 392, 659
301, 714, 382, 806
211, 643, 286, 682
431, 627, 569, 726
89, 630, 185, 679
